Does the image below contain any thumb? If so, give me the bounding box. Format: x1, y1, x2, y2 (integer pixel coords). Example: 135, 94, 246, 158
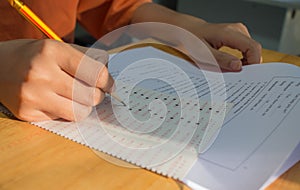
58, 43, 114, 92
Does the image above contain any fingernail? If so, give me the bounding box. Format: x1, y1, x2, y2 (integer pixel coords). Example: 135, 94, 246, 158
230, 60, 242, 70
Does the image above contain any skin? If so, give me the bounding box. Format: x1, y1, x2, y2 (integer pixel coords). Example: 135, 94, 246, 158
131, 3, 262, 70
0, 39, 113, 121
0, 3, 262, 122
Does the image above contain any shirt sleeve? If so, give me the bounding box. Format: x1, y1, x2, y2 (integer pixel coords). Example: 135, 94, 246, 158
77, 0, 152, 39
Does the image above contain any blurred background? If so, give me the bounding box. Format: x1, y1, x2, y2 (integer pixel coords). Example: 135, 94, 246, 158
75, 0, 300, 55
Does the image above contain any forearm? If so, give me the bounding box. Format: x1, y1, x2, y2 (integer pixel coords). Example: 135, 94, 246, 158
130, 2, 262, 70
131, 3, 207, 36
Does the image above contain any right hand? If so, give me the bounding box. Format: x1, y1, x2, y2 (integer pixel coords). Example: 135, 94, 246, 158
0, 39, 114, 121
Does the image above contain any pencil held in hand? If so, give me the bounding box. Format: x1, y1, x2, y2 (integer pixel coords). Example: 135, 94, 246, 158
7, 0, 126, 107
7, 0, 63, 41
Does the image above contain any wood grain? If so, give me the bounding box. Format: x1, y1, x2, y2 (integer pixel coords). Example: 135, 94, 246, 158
0, 43, 299, 190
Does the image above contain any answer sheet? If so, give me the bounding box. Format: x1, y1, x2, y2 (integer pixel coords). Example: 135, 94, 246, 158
108, 47, 300, 189
28, 47, 299, 189
178, 60, 300, 189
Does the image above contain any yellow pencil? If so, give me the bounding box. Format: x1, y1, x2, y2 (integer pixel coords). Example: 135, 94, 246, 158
7, 0, 126, 106
8, 0, 63, 41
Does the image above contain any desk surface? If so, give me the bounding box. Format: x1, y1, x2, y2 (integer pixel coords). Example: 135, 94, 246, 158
0, 44, 299, 190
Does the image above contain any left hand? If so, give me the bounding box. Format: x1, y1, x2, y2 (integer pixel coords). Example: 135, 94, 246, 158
132, 3, 262, 71
191, 22, 262, 71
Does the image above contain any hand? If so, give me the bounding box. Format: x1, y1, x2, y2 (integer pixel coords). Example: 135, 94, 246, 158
192, 22, 262, 71
0, 39, 114, 121
132, 3, 262, 71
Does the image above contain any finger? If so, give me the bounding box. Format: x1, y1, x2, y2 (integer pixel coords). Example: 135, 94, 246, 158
73, 79, 106, 106
57, 44, 114, 92
30, 110, 59, 121
242, 50, 263, 65
52, 71, 105, 106
210, 48, 242, 71
73, 58, 114, 93
219, 31, 262, 64
41, 92, 92, 121
96, 66, 115, 92
38, 111, 60, 120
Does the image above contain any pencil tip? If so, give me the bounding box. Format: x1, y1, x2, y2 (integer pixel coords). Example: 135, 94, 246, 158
109, 92, 126, 106
121, 101, 127, 106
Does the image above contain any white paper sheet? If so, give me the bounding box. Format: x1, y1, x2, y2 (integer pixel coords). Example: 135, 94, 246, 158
109, 47, 300, 189
2, 47, 298, 189
182, 62, 300, 190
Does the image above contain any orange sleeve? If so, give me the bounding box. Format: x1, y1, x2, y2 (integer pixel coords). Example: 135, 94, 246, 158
77, 0, 152, 39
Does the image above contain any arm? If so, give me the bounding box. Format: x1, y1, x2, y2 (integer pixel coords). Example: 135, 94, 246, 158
131, 3, 262, 71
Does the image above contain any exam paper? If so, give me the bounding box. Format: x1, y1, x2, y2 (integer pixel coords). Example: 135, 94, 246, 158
33, 84, 231, 179
182, 63, 300, 190
2, 47, 298, 189
108, 47, 300, 189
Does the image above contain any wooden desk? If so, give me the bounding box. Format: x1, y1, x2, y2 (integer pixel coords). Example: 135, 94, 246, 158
0, 44, 299, 190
